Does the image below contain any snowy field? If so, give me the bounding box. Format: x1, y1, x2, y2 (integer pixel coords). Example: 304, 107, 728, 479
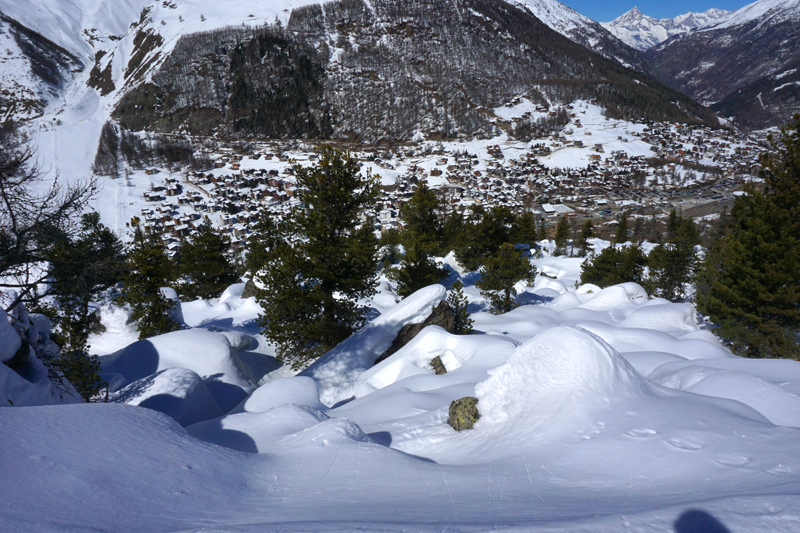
3, 243, 800, 532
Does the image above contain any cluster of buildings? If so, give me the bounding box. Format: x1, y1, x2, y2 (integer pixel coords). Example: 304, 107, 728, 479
134, 119, 767, 255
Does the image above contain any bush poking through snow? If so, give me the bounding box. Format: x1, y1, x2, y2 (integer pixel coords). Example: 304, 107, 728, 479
449, 396, 480, 431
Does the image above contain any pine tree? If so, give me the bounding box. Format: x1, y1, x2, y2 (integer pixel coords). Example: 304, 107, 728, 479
696, 116, 800, 359
44, 212, 124, 400
119, 221, 180, 339
573, 219, 593, 257
646, 213, 700, 302
580, 244, 647, 288
454, 205, 516, 271
537, 220, 548, 243
447, 279, 473, 334
176, 219, 238, 300
476, 243, 537, 314
257, 147, 379, 369
245, 211, 283, 278
392, 181, 447, 297
510, 210, 538, 247
441, 207, 465, 255
554, 216, 570, 255
614, 212, 629, 244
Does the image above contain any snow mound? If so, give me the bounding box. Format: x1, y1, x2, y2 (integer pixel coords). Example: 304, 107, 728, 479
352, 326, 514, 399
475, 325, 649, 438
109, 367, 224, 427
1, 301, 81, 406
301, 284, 447, 407
187, 404, 329, 453
231, 377, 323, 414
577, 283, 648, 312
100, 329, 258, 412
649, 358, 800, 427
0, 308, 21, 363
219, 282, 246, 302
620, 303, 699, 333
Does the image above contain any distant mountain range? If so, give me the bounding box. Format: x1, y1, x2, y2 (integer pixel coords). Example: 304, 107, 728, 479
601, 7, 730, 51
0, 0, 712, 144
646, 0, 800, 129
0, 0, 796, 138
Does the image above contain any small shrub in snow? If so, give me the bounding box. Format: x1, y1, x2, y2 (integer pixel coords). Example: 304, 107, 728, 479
447, 280, 473, 334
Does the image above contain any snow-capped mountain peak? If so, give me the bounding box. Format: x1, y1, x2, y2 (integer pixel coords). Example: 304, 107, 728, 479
602, 6, 730, 51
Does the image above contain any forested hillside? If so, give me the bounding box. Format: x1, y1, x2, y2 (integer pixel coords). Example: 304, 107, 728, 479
112, 0, 717, 142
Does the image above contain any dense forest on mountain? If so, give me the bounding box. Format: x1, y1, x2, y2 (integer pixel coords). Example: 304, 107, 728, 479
112, 0, 717, 142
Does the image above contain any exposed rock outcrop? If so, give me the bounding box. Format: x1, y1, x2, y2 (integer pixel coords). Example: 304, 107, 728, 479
448, 396, 480, 431
373, 300, 455, 365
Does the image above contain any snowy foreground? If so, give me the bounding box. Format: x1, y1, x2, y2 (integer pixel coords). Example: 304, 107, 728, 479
3, 251, 800, 532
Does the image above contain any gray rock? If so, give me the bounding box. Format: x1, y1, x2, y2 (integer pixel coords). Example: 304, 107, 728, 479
241, 279, 258, 299
448, 396, 480, 431
373, 300, 454, 365
430, 356, 447, 375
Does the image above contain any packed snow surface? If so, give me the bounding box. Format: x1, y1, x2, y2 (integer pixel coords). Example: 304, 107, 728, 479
4, 252, 800, 531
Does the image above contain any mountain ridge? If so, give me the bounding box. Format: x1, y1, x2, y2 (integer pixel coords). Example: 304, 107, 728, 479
601, 6, 729, 51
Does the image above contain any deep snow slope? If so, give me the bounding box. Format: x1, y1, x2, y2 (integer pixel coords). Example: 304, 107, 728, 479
3, 245, 800, 532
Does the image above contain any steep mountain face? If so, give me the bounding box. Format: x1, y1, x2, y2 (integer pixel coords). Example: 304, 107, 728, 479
711, 62, 800, 130
112, 0, 714, 142
602, 7, 729, 51
646, 0, 800, 129
512, 0, 651, 73
0, 14, 83, 122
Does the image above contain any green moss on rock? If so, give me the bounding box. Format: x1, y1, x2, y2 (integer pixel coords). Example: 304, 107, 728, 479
448, 396, 479, 431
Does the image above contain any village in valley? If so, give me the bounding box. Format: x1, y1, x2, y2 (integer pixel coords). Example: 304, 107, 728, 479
125, 101, 767, 254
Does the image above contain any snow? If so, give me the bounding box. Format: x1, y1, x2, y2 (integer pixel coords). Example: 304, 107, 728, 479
5, 262, 800, 531
0, 308, 21, 364
99, 328, 261, 411
109, 366, 224, 426
602, 6, 730, 50
706, 0, 800, 30
300, 284, 447, 407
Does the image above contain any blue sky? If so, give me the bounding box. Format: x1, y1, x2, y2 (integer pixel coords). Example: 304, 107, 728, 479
561, 0, 754, 22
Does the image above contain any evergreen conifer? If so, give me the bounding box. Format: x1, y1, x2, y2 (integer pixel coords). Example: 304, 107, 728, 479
580, 244, 647, 288
476, 243, 537, 314
696, 116, 800, 359
257, 147, 379, 369
614, 212, 629, 244
447, 279, 473, 334
119, 221, 180, 339
392, 181, 448, 297
554, 216, 570, 255
176, 219, 238, 300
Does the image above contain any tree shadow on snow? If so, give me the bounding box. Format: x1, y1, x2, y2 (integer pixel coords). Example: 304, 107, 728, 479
516, 292, 554, 306
674, 510, 731, 533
